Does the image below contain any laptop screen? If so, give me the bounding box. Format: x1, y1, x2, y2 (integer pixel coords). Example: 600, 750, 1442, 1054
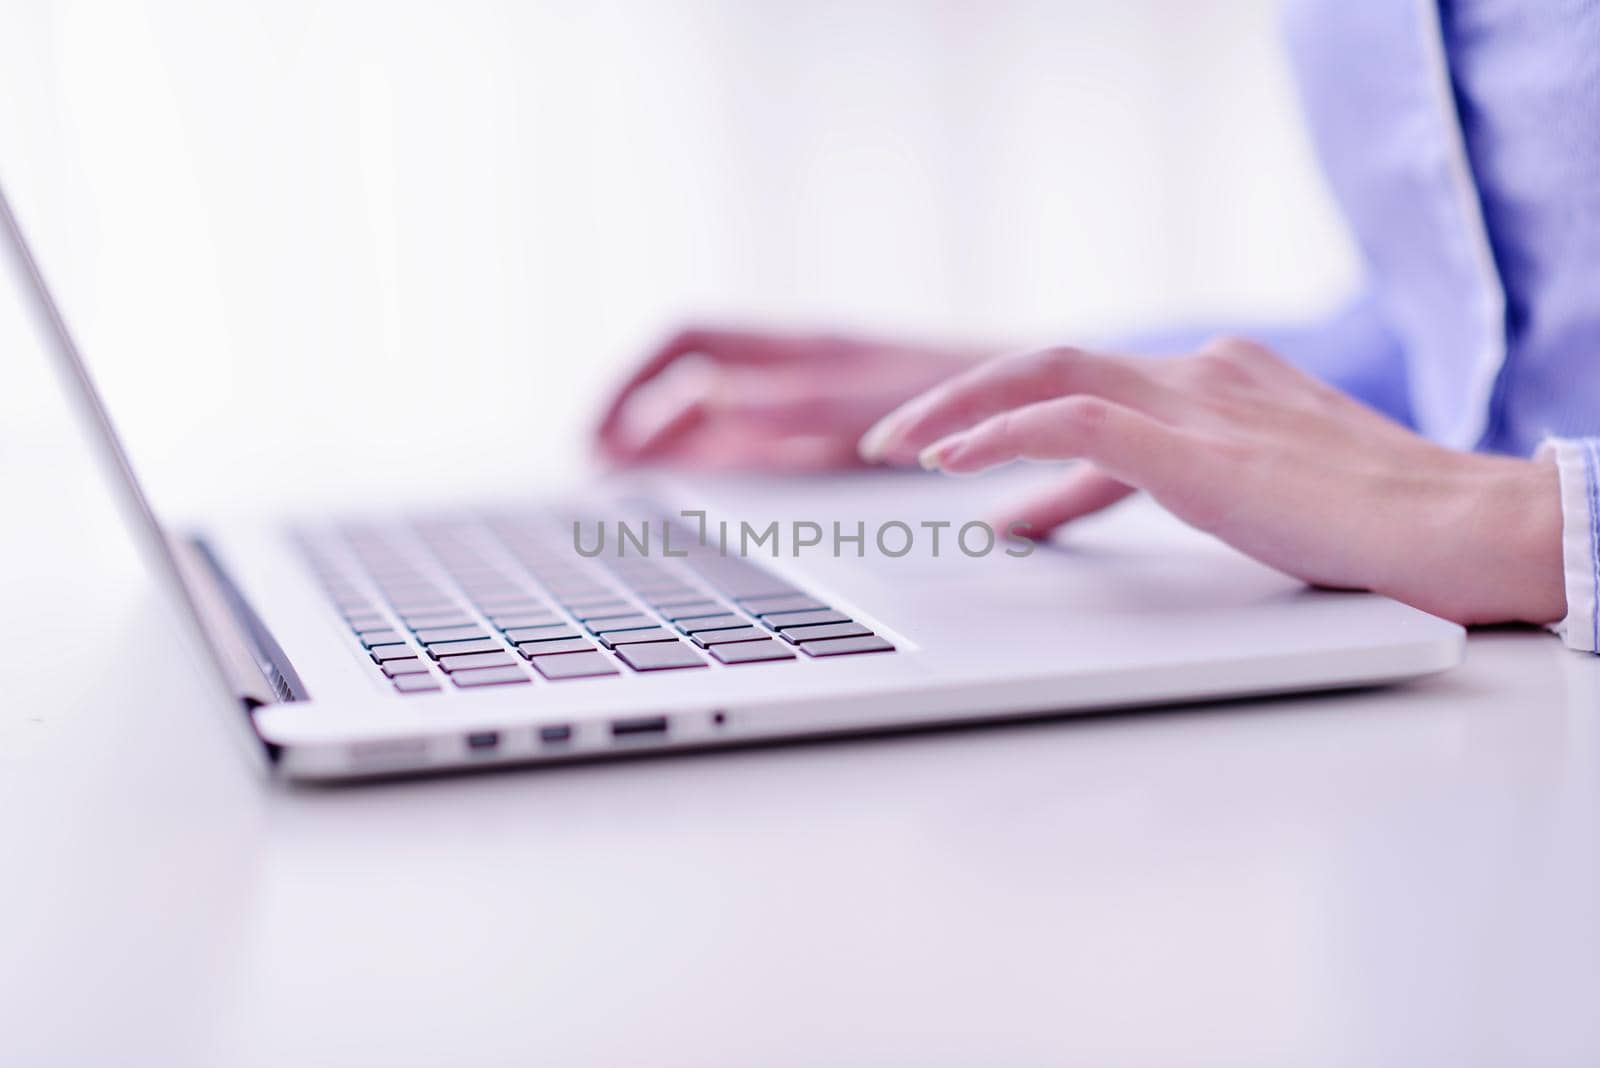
0, 176, 249, 709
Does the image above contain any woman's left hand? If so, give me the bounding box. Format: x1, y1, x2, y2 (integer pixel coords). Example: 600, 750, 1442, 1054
858, 336, 1564, 627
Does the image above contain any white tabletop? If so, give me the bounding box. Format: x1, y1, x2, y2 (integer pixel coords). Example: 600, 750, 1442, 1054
5, 388, 1600, 1068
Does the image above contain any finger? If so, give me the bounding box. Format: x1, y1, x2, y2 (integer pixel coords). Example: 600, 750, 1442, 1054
703, 368, 916, 433
690, 434, 864, 472
613, 368, 904, 464
988, 466, 1136, 539
920, 395, 1199, 499
624, 396, 710, 463
594, 328, 802, 453
596, 330, 703, 454
600, 351, 719, 461
629, 399, 862, 468
641, 425, 864, 471
858, 346, 1169, 465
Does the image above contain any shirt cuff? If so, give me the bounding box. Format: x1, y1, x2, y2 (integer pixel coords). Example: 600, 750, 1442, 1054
1536, 436, 1600, 652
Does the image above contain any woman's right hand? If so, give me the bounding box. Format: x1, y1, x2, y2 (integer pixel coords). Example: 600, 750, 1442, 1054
858, 336, 1566, 627
595, 326, 987, 471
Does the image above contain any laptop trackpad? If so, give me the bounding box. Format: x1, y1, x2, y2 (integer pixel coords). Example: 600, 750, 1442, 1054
657, 467, 1307, 618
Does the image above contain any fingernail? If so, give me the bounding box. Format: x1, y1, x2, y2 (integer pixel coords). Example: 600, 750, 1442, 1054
919, 433, 970, 472
857, 418, 898, 463
918, 441, 950, 471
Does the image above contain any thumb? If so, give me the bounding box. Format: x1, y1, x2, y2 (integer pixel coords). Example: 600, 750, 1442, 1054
988, 465, 1136, 540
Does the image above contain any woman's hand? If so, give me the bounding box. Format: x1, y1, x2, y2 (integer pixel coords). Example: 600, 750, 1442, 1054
859, 336, 1565, 627
596, 327, 985, 471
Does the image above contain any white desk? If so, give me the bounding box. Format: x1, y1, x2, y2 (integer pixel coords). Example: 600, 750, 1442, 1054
4, 410, 1599, 1068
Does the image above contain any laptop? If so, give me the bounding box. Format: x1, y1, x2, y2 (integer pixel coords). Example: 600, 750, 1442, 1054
2, 178, 1465, 782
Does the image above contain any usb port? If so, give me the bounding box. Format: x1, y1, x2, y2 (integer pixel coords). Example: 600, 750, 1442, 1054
539, 724, 573, 745
465, 730, 500, 751
610, 715, 668, 739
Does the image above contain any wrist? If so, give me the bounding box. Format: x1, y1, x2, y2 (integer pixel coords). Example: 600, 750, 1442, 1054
1449, 456, 1565, 626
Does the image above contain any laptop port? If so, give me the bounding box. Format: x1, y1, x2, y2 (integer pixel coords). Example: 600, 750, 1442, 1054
610, 715, 668, 739
465, 730, 500, 751
538, 724, 573, 745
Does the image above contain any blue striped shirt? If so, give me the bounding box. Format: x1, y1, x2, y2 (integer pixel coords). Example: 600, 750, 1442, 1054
1157, 2, 1600, 646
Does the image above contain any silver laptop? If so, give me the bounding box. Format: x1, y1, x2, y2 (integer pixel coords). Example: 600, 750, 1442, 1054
2, 178, 1464, 782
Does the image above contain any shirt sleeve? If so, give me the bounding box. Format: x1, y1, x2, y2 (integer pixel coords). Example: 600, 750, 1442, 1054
1537, 437, 1600, 653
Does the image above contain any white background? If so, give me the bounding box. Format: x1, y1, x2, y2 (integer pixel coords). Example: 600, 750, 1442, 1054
0, 0, 1356, 514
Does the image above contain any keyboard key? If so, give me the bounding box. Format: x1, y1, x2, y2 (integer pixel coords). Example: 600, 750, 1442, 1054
658, 600, 727, 621
606, 561, 666, 577
709, 639, 797, 664
470, 591, 544, 608
545, 591, 616, 608
683, 556, 798, 599
615, 641, 707, 672
378, 583, 439, 599
782, 620, 871, 644
401, 612, 477, 630
450, 665, 532, 688
388, 599, 459, 616
531, 651, 620, 680
425, 638, 505, 658
453, 577, 516, 592
367, 562, 426, 577
763, 609, 850, 630
638, 584, 700, 603
557, 592, 626, 609
393, 674, 443, 693
367, 564, 422, 579
380, 575, 443, 590
586, 614, 658, 634
378, 571, 442, 585
329, 513, 849, 684
743, 595, 829, 616
449, 567, 505, 583
676, 613, 748, 634
490, 611, 561, 629
620, 577, 695, 596
435, 651, 517, 673
598, 627, 679, 648
536, 577, 592, 593
798, 635, 894, 657
504, 624, 579, 643
380, 582, 448, 600
535, 568, 601, 585
570, 601, 637, 621
517, 637, 597, 657
450, 583, 503, 595
413, 625, 489, 644
691, 626, 769, 647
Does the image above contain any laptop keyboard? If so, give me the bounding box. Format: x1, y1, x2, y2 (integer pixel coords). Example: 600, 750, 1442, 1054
296, 511, 895, 694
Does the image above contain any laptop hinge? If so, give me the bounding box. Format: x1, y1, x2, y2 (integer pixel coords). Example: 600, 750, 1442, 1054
169, 535, 304, 708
